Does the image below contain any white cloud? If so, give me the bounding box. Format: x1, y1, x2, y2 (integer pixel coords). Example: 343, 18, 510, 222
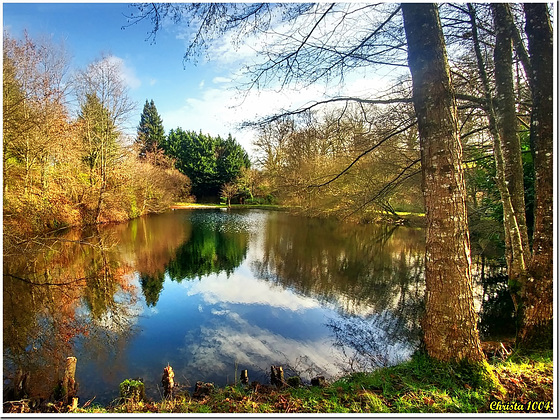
212, 76, 232, 84
160, 77, 337, 157
103, 55, 142, 90
156, 3, 395, 159
178, 307, 341, 381
184, 270, 320, 312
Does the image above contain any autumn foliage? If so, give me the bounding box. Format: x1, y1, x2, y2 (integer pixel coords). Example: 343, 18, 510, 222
3, 32, 189, 246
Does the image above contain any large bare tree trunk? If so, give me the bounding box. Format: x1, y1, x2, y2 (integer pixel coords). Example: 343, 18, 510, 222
402, 3, 484, 362
520, 3, 553, 349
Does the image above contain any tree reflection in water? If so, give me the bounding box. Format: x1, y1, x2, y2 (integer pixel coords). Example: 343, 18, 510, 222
478, 272, 516, 340
3, 227, 141, 401
252, 212, 425, 373
328, 314, 412, 371
134, 210, 250, 306
3, 210, 251, 401
166, 210, 249, 282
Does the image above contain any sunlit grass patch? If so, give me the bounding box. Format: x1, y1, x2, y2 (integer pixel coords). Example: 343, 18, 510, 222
492, 350, 553, 405
171, 202, 225, 208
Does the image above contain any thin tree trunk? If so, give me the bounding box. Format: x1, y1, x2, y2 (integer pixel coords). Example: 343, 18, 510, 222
491, 4, 530, 265
466, 4, 530, 322
502, 5, 532, 91
520, 3, 553, 349
402, 3, 484, 363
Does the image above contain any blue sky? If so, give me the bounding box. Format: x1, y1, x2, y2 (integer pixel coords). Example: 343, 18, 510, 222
3, 2, 266, 154
3, 3, 399, 157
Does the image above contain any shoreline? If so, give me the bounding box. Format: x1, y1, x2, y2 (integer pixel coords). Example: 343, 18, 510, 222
4, 349, 552, 414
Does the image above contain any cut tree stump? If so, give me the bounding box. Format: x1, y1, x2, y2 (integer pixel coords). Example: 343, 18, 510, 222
270, 366, 286, 387
63, 357, 77, 403
162, 364, 175, 398
13, 369, 29, 399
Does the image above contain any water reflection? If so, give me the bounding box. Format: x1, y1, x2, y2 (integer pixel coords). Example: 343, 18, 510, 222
252, 213, 425, 372
478, 272, 516, 339
117, 212, 191, 307
328, 313, 415, 372
3, 228, 141, 401
177, 289, 338, 384
253, 214, 425, 313
167, 211, 249, 282
4, 209, 428, 405
175, 269, 342, 386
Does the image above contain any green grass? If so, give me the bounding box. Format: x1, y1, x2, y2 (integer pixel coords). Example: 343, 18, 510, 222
48, 350, 551, 414
171, 202, 286, 211
395, 210, 426, 217
171, 202, 225, 207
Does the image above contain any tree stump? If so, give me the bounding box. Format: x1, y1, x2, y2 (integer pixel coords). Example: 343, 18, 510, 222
311, 376, 328, 388
13, 369, 29, 399
162, 364, 175, 398
63, 357, 77, 403
240, 370, 249, 385
119, 379, 145, 402
287, 376, 301, 388
270, 366, 285, 387
193, 381, 214, 398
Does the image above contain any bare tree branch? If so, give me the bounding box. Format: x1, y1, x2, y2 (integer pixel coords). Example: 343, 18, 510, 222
308, 118, 417, 188
242, 96, 413, 129
5, 273, 90, 287
345, 158, 421, 219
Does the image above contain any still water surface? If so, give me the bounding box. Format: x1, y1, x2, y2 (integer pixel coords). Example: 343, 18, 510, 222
4, 209, 426, 404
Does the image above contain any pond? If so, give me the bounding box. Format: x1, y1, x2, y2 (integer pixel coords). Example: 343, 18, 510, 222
4, 209, 428, 405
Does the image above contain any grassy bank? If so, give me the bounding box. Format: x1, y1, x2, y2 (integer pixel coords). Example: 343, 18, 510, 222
170, 202, 287, 211
11, 350, 551, 414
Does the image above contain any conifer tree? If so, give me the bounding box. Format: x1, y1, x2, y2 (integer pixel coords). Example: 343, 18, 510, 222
136, 99, 165, 162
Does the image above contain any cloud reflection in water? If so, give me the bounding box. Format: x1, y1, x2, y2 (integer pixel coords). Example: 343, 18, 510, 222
178, 266, 340, 382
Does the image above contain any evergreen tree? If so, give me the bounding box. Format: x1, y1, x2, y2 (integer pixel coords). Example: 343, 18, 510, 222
215, 134, 251, 189
136, 99, 165, 161
163, 129, 250, 199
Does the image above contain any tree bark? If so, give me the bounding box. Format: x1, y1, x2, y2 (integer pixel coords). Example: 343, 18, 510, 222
270, 365, 286, 387
520, 3, 553, 349
62, 356, 77, 404
402, 3, 484, 362
502, 5, 532, 91
472, 4, 530, 319
491, 4, 530, 265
